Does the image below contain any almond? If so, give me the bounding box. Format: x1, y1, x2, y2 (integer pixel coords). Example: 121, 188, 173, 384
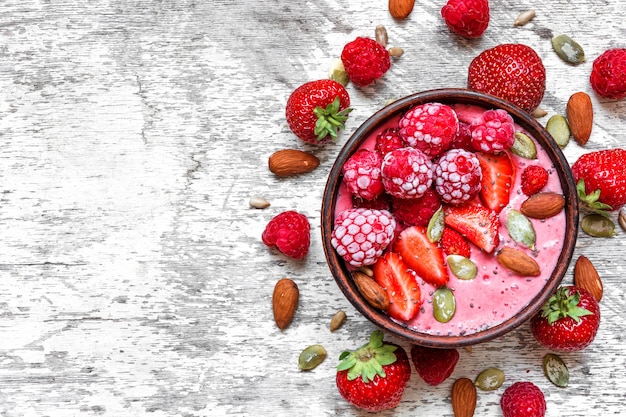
272, 278, 299, 329
451, 377, 477, 417
496, 247, 541, 276
352, 271, 390, 310
268, 149, 320, 177
389, 0, 415, 19
566, 92, 593, 145
574, 255, 603, 302
520, 192, 566, 219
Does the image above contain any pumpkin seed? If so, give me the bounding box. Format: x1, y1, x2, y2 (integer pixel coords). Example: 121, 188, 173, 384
581, 213, 616, 237
552, 34, 586, 65
298, 344, 327, 371
328, 58, 349, 86
475, 367, 505, 391
427, 206, 445, 243
511, 132, 537, 159
546, 115, 570, 148
329, 310, 347, 332
506, 209, 536, 249
619, 209, 626, 232
543, 353, 569, 387
447, 255, 477, 280
433, 287, 456, 323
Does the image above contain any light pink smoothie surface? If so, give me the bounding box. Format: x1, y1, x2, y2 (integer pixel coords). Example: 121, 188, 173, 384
334, 103, 566, 336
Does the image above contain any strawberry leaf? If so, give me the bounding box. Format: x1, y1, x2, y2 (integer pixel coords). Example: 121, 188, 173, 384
541, 287, 593, 325
313, 97, 352, 142
336, 330, 398, 383
576, 178, 613, 217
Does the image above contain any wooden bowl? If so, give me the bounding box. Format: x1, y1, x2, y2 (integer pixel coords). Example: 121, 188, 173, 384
321, 88, 578, 347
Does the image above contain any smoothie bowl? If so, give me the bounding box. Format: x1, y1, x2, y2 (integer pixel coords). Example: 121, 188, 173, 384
321, 89, 578, 348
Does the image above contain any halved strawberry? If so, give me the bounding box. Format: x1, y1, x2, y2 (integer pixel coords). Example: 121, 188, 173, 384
393, 226, 449, 287
475, 151, 514, 213
444, 205, 500, 253
372, 252, 422, 321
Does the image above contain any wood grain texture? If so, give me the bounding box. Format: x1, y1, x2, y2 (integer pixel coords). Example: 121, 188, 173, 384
0, 0, 624, 416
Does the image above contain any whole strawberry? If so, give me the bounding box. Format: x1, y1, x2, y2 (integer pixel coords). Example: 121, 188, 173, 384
441, 0, 490, 39
468, 44, 546, 113
571, 148, 626, 210
500, 382, 546, 417
590, 48, 626, 100
341, 37, 391, 86
262, 211, 310, 260
336, 331, 411, 412
410, 345, 459, 386
530, 286, 601, 352
285, 79, 351, 144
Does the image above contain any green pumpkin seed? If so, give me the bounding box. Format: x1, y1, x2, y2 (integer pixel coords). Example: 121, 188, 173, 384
543, 353, 569, 387
506, 209, 536, 249
433, 287, 456, 323
447, 255, 477, 280
581, 213, 616, 237
299, 344, 327, 371
427, 206, 445, 243
552, 34, 586, 65
475, 367, 505, 391
511, 132, 537, 159
546, 115, 570, 148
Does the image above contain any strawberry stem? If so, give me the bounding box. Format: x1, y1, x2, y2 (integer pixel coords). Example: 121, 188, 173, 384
540, 287, 593, 325
337, 330, 397, 383
576, 179, 613, 217
313, 97, 352, 142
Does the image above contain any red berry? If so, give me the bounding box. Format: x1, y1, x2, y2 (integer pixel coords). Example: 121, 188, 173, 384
381, 148, 434, 199
410, 345, 459, 386
375, 128, 406, 157
262, 211, 310, 260
468, 44, 546, 113
285, 80, 351, 144
342, 149, 385, 201
341, 37, 391, 86
475, 151, 514, 213
331, 208, 396, 267
521, 165, 549, 196
441, 0, 490, 39
433, 148, 482, 205
470, 109, 515, 153
451, 121, 473, 150
373, 252, 422, 321
444, 205, 500, 253
500, 382, 546, 417
398, 102, 459, 157
392, 188, 441, 227
571, 148, 626, 209
352, 193, 391, 211
394, 226, 449, 287
590, 48, 626, 100
440, 227, 471, 258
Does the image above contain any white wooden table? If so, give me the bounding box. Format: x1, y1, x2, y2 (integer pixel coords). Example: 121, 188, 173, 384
0, 1, 624, 416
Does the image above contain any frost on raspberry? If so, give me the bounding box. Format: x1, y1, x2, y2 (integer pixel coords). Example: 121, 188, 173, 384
331, 208, 396, 267
342, 149, 385, 200
262, 210, 311, 260
434, 149, 482, 205
381, 147, 434, 199
398, 102, 459, 157
470, 109, 515, 153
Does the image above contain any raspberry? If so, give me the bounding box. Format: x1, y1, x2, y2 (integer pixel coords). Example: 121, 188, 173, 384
262, 211, 310, 260
342, 149, 385, 201
590, 48, 626, 100
470, 109, 515, 153
441, 0, 490, 39
331, 208, 396, 267
391, 188, 441, 227
381, 147, 434, 199
440, 227, 471, 258
375, 128, 405, 157
341, 37, 391, 87
450, 121, 473, 150
500, 382, 546, 417
352, 193, 391, 211
521, 165, 549, 196
433, 149, 482, 205
399, 103, 459, 157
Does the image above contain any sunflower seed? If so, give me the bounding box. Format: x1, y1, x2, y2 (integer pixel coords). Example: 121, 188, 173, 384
375, 25, 388, 47
249, 196, 271, 209
329, 310, 347, 332
514, 9, 536, 26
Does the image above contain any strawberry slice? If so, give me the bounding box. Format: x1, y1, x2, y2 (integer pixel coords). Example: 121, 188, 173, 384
393, 226, 449, 287
372, 252, 422, 321
444, 205, 500, 253
475, 151, 515, 213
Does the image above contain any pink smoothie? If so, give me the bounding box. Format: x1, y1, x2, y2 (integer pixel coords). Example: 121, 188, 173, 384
334, 103, 566, 336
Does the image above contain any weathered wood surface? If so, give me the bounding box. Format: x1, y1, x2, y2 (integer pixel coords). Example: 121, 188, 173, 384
0, 1, 624, 416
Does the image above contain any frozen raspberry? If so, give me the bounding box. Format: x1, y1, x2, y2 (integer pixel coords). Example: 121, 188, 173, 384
341, 37, 391, 87
441, 0, 490, 39
331, 208, 396, 267
375, 128, 405, 157
381, 147, 434, 199
392, 188, 441, 227
470, 109, 515, 153
521, 165, 549, 196
342, 149, 385, 201
262, 211, 310, 260
500, 382, 546, 417
433, 149, 482, 205
399, 103, 459, 157
352, 193, 391, 211
440, 227, 471, 258
590, 48, 626, 100
450, 121, 473, 150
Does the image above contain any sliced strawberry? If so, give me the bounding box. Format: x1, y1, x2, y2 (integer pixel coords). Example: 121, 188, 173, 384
372, 252, 422, 321
475, 151, 515, 213
393, 226, 449, 287
444, 205, 500, 253
440, 227, 471, 258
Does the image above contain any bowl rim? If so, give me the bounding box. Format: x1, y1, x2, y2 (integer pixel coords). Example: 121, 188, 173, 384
321, 88, 579, 347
